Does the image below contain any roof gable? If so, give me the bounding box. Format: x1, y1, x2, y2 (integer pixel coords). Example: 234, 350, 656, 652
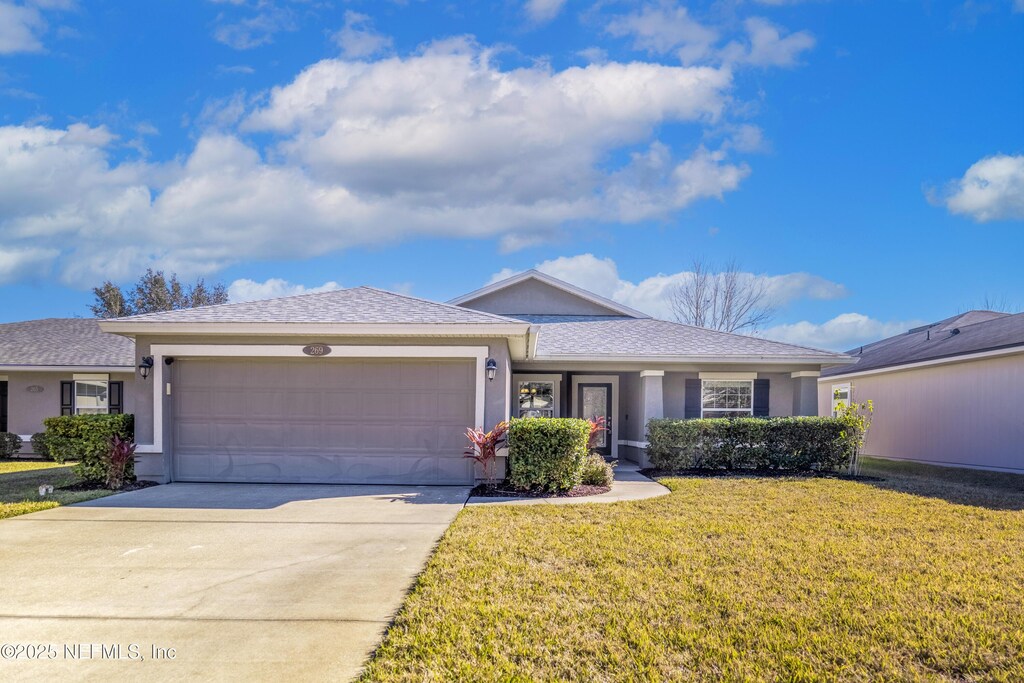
449, 270, 648, 319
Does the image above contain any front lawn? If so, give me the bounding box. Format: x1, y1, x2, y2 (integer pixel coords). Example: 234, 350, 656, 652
0, 461, 114, 519
362, 460, 1024, 681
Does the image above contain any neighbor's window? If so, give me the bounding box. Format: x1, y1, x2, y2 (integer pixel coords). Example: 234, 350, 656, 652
831, 383, 851, 416
701, 380, 753, 418
74, 378, 109, 415
518, 381, 555, 418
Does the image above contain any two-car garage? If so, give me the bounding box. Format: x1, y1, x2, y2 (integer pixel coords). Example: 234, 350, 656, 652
170, 357, 478, 485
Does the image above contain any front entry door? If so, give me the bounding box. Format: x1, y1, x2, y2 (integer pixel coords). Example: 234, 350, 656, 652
577, 383, 612, 456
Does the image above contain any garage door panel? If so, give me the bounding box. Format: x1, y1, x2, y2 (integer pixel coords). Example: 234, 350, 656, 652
172, 358, 477, 484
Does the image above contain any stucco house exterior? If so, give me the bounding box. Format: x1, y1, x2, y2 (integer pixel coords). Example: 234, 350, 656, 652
818, 310, 1024, 473
0, 319, 137, 449
3, 271, 852, 482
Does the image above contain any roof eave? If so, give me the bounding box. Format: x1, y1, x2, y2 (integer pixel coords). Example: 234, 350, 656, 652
97, 321, 532, 337
532, 353, 854, 364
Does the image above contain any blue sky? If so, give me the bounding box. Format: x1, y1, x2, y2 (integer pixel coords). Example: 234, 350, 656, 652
0, 0, 1022, 349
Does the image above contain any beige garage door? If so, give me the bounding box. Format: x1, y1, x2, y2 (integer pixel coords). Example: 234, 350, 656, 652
172, 358, 476, 485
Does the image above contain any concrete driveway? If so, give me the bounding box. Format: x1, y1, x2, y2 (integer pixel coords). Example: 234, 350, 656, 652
0, 483, 471, 682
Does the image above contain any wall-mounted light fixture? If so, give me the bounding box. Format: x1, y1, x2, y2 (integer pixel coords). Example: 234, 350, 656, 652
138, 356, 154, 380
485, 357, 497, 381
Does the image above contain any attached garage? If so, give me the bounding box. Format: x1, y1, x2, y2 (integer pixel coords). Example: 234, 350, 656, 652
172, 357, 477, 485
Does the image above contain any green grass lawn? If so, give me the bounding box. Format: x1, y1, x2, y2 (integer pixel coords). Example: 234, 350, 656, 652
0, 460, 114, 519
362, 459, 1024, 682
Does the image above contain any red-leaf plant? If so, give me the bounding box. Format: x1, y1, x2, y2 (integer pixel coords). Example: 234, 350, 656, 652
587, 416, 608, 451
106, 435, 137, 490
464, 420, 509, 486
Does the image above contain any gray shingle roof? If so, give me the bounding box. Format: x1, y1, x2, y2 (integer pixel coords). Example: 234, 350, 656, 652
822, 310, 1024, 377
112, 286, 523, 325
0, 318, 135, 367
531, 317, 846, 360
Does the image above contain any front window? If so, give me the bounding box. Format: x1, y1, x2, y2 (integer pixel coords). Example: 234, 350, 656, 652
831, 383, 851, 416
518, 381, 555, 418
701, 380, 753, 418
75, 379, 109, 415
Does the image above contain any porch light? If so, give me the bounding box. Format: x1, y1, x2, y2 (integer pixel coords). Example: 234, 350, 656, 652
485, 358, 497, 381
138, 356, 154, 380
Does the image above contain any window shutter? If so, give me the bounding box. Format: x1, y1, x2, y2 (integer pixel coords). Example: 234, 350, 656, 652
0, 381, 7, 433
753, 379, 770, 417
60, 380, 74, 416
684, 379, 701, 419
109, 381, 124, 415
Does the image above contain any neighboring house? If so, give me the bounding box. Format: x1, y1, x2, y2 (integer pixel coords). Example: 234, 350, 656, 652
0, 319, 137, 448
818, 311, 1024, 473
92, 270, 851, 484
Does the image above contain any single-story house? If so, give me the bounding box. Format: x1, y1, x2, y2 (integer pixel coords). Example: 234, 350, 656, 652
818, 310, 1024, 473
0, 318, 137, 449
87, 270, 850, 484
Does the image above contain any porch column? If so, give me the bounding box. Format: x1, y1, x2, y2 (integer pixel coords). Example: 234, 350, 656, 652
790, 371, 820, 416
640, 369, 665, 437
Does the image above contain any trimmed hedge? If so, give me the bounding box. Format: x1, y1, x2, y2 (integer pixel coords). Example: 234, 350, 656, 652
580, 452, 614, 487
42, 414, 135, 483
0, 432, 23, 458
508, 418, 591, 492
646, 417, 852, 472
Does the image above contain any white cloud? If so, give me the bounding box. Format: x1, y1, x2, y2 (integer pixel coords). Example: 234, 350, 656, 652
489, 254, 847, 320
935, 154, 1024, 222
0, 245, 59, 284
524, 0, 567, 23
720, 17, 815, 67
606, 2, 719, 65
212, 3, 296, 50
332, 10, 392, 59
0, 1, 45, 54
227, 278, 342, 302
0, 41, 753, 287
761, 313, 926, 352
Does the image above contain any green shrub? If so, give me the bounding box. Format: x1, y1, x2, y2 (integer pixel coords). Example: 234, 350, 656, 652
30, 432, 52, 460
646, 417, 852, 472
580, 452, 614, 487
508, 418, 591, 492
42, 414, 135, 483
0, 432, 23, 458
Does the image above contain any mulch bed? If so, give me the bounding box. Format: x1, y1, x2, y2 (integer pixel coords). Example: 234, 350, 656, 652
640, 468, 883, 482
58, 480, 161, 492
471, 483, 611, 498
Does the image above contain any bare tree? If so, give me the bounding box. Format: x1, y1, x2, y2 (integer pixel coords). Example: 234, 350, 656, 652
90, 269, 229, 318
668, 258, 775, 333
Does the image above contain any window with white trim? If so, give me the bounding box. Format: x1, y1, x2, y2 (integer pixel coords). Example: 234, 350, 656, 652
701, 379, 753, 418
517, 381, 556, 418
74, 378, 109, 415
831, 383, 851, 416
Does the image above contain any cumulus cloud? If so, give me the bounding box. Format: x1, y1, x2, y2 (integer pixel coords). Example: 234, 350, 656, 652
0, 245, 59, 284
0, 41, 750, 287
488, 254, 847, 320
524, 0, 567, 23
761, 313, 926, 352
720, 17, 815, 67
934, 154, 1024, 222
211, 2, 296, 50
227, 277, 342, 302
332, 10, 392, 59
0, 2, 45, 54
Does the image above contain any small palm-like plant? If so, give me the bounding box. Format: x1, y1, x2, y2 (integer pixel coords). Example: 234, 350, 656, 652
587, 416, 608, 451
106, 435, 137, 490
464, 421, 510, 486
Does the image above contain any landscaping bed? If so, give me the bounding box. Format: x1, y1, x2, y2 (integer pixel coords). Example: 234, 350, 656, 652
58, 479, 159, 493
470, 482, 610, 498
640, 467, 883, 481
361, 459, 1024, 681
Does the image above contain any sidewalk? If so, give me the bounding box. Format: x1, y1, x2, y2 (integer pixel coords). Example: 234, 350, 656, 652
464, 461, 669, 507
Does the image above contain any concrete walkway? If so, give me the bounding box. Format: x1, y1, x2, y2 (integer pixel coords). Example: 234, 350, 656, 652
465, 461, 669, 506
0, 483, 471, 682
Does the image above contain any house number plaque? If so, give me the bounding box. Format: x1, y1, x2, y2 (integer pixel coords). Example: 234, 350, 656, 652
302, 344, 332, 356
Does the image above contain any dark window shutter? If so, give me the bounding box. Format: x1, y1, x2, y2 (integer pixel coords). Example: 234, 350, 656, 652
60, 380, 74, 416
753, 379, 770, 417
684, 379, 701, 419
109, 381, 123, 415
0, 381, 8, 433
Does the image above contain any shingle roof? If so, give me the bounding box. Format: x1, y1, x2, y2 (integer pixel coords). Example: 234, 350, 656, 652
111, 286, 523, 325
0, 318, 135, 367
822, 310, 1024, 377
530, 317, 846, 360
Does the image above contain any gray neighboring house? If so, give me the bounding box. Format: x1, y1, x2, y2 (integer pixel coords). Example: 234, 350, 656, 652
81, 270, 851, 485
0, 319, 137, 447
818, 310, 1024, 473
